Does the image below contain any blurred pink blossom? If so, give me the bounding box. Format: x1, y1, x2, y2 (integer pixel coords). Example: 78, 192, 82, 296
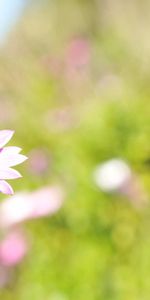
0, 130, 27, 195
43, 37, 91, 82
28, 148, 50, 176
64, 37, 91, 91
0, 186, 64, 228
0, 230, 27, 267
65, 37, 90, 70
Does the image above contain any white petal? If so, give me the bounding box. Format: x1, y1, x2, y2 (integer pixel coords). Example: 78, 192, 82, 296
0, 152, 27, 167
0, 168, 22, 180
0, 180, 14, 195
0, 193, 32, 227
2, 147, 22, 154
0, 130, 14, 148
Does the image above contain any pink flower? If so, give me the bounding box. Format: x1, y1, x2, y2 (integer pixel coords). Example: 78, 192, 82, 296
0, 130, 27, 195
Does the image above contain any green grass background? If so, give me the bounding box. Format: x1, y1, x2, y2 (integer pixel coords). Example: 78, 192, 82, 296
1, 1, 150, 299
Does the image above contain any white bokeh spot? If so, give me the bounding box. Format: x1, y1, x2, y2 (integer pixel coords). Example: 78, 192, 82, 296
94, 159, 131, 192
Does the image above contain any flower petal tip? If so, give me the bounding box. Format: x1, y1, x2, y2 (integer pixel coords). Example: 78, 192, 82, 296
0, 180, 14, 195
0, 130, 15, 148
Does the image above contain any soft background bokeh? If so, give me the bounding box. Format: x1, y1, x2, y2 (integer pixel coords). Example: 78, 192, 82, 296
0, 0, 150, 299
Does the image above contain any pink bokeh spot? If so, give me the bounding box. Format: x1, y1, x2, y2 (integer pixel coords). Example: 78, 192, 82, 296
28, 148, 50, 176
66, 37, 91, 70
0, 231, 27, 267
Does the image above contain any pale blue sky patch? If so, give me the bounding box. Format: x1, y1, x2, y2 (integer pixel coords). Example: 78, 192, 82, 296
0, 0, 27, 44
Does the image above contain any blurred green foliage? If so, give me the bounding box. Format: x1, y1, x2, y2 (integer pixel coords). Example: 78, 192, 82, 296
1, 1, 150, 299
